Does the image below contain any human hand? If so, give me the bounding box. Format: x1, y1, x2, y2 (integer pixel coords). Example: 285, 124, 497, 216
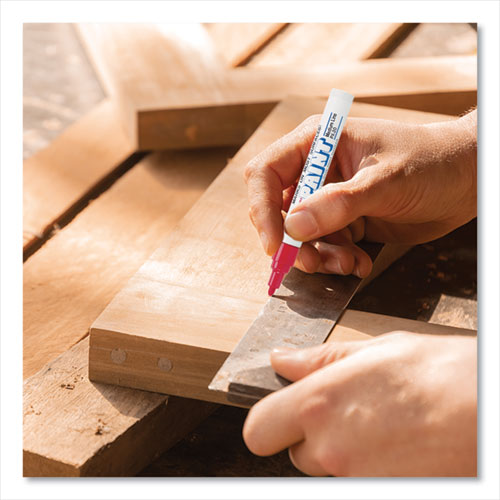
243, 332, 477, 477
244, 111, 477, 278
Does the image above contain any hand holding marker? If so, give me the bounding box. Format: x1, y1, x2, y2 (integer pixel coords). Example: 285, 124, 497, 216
268, 89, 354, 296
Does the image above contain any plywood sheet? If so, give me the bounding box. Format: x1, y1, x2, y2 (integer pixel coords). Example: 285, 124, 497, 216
90, 99, 470, 405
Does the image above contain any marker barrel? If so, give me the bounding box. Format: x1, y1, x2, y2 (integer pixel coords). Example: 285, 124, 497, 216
268, 88, 354, 295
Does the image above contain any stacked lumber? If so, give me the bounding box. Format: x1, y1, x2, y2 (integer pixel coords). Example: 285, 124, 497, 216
23, 100, 236, 474
23, 23, 477, 476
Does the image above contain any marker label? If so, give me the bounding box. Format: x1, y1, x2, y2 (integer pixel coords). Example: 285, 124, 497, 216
283, 89, 353, 247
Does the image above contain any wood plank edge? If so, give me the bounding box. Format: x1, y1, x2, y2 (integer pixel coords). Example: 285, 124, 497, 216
23, 336, 218, 477
232, 23, 288, 67
23, 151, 148, 262
89, 310, 476, 407
23, 450, 80, 477
365, 23, 419, 59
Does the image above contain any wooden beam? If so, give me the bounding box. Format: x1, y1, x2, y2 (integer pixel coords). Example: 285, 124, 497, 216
204, 23, 287, 67
89, 99, 469, 406
23, 100, 134, 258
77, 23, 476, 150
24, 338, 216, 476
248, 23, 416, 67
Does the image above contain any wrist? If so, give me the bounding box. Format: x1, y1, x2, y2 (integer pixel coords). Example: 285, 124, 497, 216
422, 113, 477, 220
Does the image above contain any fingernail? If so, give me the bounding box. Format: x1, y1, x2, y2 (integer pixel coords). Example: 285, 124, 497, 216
285, 210, 318, 240
353, 264, 363, 278
259, 232, 269, 254
271, 346, 297, 359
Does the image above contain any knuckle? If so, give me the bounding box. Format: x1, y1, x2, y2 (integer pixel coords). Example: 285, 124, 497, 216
315, 345, 340, 366
298, 393, 328, 427
385, 330, 410, 342
248, 203, 260, 225
324, 184, 354, 215
243, 160, 257, 183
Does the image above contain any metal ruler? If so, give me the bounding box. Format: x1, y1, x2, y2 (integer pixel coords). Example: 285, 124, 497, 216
209, 242, 381, 407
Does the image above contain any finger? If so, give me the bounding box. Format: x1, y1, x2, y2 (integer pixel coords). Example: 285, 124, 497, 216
271, 341, 365, 382
289, 441, 328, 476
294, 243, 321, 274
282, 183, 297, 213
247, 168, 285, 256
347, 217, 366, 243
245, 116, 320, 254
243, 383, 306, 456
284, 173, 376, 242
314, 240, 373, 278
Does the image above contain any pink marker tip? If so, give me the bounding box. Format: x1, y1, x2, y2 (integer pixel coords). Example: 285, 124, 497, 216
267, 242, 299, 296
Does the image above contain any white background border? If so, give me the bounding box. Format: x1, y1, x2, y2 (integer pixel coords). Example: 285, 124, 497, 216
1, 1, 499, 499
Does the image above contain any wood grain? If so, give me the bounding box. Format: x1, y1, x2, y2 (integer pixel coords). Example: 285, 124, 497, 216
77, 23, 476, 149
90, 99, 472, 405
23, 100, 134, 257
205, 23, 287, 67
24, 147, 235, 379
24, 338, 216, 476
248, 23, 415, 66
23, 147, 236, 475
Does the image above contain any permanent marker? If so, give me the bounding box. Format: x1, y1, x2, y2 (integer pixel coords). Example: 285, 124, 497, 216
268, 88, 354, 296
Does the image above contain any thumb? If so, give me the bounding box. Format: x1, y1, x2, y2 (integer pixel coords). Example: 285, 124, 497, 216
271, 341, 364, 382
284, 176, 375, 242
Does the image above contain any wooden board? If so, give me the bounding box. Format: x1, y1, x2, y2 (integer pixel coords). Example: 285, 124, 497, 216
23, 99, 134, 258
23, 338, 216, 476
248, 23, 415, 66
230, 55, 476, 116
77, 24, 476, 150
205, 23, 287, 67
89, 99, 471, 405
24, 147, 235, 379
23, 147, 236, 475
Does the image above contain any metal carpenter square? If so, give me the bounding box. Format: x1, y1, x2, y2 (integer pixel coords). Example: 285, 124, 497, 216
209, 242, 381, 407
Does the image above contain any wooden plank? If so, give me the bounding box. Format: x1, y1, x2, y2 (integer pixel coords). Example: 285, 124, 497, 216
229, 56, 477, 116
248, 23, 415, 66
23, 99, 134, 257
77, 23, 476, 149
89, 99, 465, 405
23, 147, 236, 476
204, 23, 287, 67
23, 338, 216, 476
24, 147, 235, 379
76, 23, 229, 150
328, 309, 475, 342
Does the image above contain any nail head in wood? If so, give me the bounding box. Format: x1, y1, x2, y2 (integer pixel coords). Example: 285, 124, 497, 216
110, 348, 127, 364
157, 357, 173, 372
